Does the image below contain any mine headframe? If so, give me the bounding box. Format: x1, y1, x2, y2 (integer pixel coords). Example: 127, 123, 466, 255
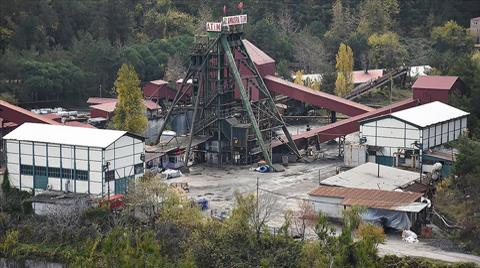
156, 14, 300, 170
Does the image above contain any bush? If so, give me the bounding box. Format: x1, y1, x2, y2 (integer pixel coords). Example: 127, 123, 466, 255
1, 169, 11, 193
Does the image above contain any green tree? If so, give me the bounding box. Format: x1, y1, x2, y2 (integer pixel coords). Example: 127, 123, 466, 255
335, 43, 354, 96
430, 21, 475, 74
112, 64, 147, 134
144, 8, 194, 39
368, 31, 407, 69
0, 27, 13, 54
324, 0, 355, 61
1, 169, 10, 193
357, 0, 399, 36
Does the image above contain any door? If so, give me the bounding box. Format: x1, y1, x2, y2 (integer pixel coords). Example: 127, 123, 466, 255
115, 176, 134, 194
34, 175, 48, 189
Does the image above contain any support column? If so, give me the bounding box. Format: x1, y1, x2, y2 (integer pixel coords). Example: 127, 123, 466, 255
221, 36, 273, 168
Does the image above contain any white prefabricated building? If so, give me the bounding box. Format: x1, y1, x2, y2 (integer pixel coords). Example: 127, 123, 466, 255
3, 123, 145, 196
359, 101, 468, 165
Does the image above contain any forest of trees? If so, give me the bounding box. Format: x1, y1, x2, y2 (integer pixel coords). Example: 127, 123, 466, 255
0, 0, 479, 106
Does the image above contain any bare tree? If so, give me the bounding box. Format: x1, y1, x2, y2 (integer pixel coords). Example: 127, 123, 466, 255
44, 200, 84, 236
277, 9, 299, 37
194, 2, 214, 35
293, 30, 327, 73
124, 174, 170, 224
234, 191, 278, 239
165, 53, 187, 82
291, 200, 317, 240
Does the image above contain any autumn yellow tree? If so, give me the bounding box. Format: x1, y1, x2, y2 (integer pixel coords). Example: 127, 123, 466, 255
112, 64, 148, 134
335, 43, 354, 96
294, 70, 321, 91
293, 70, 304, 85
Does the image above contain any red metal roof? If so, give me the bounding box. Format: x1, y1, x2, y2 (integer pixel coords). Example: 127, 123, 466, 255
412, 76, 460, 91
90, 99, 160, 113
86, 97, 117, 105
243, 39, 275, 66
0, 100, 60, 125
144, 100, 160, 110
352, 69, 383, 84
40, 113, 62, 121
309, 186, 422, 210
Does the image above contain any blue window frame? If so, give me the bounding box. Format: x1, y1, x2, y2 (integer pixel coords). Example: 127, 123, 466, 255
20, 165, 34, 175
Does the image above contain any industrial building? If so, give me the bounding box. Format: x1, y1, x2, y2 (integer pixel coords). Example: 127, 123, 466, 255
359, 101, 468, 167
3, 123, 145, 196
412, 76, 464, 105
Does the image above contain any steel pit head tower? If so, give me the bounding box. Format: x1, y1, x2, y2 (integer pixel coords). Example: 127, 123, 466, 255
156, 14, 300, 169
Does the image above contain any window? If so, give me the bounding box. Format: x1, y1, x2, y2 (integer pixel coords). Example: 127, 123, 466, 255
20, 165, 34, 175
48, 167, 61, 178
105, 170, 115, 182
169, 156, 178, 163
76, 170, 89, 181
34, 166, 47, 176
134, 163, 144, 175
62, 168, 72, 179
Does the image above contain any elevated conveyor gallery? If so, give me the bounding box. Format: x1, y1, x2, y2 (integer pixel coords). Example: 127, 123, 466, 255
272, 98, 419, 149
264, 75, 375, 117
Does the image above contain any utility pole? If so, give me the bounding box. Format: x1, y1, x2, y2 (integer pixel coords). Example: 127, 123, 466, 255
256, 176, 259, 234
256, 177, 259, 207
390, 77, 393, 105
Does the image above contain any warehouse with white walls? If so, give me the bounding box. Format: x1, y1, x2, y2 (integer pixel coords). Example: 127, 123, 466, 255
359, 101, 469, 166
3, 123, 145, 196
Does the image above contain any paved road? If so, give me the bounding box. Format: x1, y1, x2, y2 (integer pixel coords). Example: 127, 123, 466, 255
379, 235, 480, 265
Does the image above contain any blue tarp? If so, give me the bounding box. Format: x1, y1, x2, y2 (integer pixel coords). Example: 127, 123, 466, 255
362, 208, 411, 230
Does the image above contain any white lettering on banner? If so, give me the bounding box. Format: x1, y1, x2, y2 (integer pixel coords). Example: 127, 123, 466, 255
222, 14, 247, 26
206, 22, 222, 32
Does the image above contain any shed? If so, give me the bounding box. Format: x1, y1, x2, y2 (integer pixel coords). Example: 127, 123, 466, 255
412, 76, 465, 104
308, 186, 427, 230
30, 191, 92, 216
3, 123, 145, 196
359, 101, 468, 165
